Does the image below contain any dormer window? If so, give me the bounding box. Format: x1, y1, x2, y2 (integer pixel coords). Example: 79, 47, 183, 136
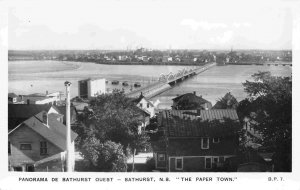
213, 137, 220, 143
42, 112, 48, 125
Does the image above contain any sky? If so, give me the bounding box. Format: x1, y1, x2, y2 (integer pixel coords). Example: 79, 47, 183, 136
8, 0, 295, 50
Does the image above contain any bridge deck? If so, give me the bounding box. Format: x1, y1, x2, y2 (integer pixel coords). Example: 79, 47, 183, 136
125, 62, 216, 99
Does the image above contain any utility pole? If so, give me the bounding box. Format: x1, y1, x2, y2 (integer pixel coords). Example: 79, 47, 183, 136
64, 81, 73, 172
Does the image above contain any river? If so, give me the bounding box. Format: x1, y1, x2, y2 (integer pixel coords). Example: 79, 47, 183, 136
8, 60, 292, 109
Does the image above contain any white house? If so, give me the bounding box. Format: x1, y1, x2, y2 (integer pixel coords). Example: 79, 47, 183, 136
78, 78, 106, 99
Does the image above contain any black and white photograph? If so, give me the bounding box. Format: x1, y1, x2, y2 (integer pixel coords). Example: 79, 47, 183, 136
2, 0, 300, 186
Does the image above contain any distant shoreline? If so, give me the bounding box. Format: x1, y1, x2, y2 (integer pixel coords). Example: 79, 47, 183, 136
8, 59, 292, 67
8, 59, 211, 66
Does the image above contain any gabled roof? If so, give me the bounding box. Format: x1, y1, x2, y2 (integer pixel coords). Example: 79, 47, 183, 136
163, 109, 239, 122
9, 111, 77, 150
8, 93, 18, 98
24, 96, 52, 102
27, 93, 47, 97
132, 93, 154, 107
56, 105, 77, 124
172, 93, 211, 105
161, 109, 240, 137
8, 104, 60, 130
132, 93, 145, 104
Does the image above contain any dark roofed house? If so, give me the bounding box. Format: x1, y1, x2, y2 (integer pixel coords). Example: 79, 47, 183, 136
153, 109, 240, 172
172, 92, 212, 110
8, 110, 77, 172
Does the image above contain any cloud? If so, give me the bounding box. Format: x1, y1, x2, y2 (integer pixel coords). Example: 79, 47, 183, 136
232, 22, 251, 28
8, 23, 152, 50
210, 30, 234, 44
181, 19, 227, 31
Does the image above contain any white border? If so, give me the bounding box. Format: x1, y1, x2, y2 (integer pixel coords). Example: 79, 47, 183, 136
1, 0, 300, 190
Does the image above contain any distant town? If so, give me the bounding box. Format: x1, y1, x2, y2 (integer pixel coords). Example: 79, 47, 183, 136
8, 48, 292, 66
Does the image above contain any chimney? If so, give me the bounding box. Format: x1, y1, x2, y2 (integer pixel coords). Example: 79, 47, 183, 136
42, 112, 48, 125
46, 90, 48, 95
27, 99, 30, 105
193, 91, 196, 95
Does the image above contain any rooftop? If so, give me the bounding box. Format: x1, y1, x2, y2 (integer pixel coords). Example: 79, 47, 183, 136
9, 111, 77, 150
161, 109, 240, 137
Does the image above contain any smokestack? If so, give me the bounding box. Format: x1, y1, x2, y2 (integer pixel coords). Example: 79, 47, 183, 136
64, 81, 73, 172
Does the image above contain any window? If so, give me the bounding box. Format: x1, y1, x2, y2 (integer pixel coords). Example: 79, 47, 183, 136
140, 103, 143, 108
13, 167, 23, 171
26, 165, 34, 172
40, 141, 48, 155
147, 103, 149, 108
213, 157, 219, 168
175, 157, 183, 170
8, 141, 11, 155
213, 137, 220, 143
201, 137, 209, 149
20, 143, 32, 150
158, 153, 165, 161
205, 157, 212, 169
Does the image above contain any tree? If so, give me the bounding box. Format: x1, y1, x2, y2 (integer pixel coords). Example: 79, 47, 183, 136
237, 71, 292, 171
74, 90, 150, 172
213, 92, 238, 109
79, 137, 127, 172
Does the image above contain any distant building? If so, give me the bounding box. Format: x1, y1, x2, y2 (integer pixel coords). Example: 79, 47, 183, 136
78, 78, 106, 99
8, 93, 24, 104
162, 56, 172, 63
132, 93, 156, 134
22, 91, 61, 105
133, 93, 155, 118
172, 92, 212, 110
118, 55, 128, 61
137, 56, 148, 62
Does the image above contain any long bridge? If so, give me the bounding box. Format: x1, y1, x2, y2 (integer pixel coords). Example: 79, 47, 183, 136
126, 62, 216, 99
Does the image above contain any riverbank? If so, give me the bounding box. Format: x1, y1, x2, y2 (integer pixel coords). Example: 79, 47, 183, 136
8, 58, 210, 66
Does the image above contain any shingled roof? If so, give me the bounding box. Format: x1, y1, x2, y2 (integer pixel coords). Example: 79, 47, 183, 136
8, 104, 60, 130
172, 93, 212, 110
161, 109, 240, 137
9, 111, 77, 150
